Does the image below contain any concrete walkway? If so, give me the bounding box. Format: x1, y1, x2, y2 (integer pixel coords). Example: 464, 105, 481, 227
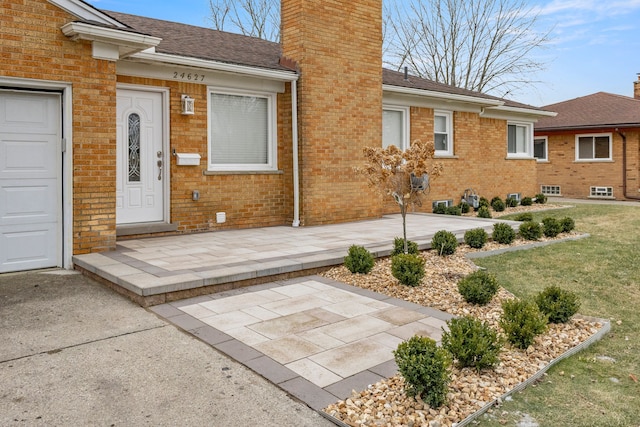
73, 213, 514, 306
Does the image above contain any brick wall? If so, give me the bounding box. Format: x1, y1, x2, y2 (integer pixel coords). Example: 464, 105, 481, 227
536, 129, 640, 199
282, 0, 384, 225
1, 0, 117, 254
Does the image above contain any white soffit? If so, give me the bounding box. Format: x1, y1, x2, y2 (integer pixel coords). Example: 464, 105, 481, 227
48, 0, 124, 27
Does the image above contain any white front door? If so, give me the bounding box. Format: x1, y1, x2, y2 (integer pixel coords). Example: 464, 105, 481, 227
116, 89, 165, 224
0, 90, 62, 273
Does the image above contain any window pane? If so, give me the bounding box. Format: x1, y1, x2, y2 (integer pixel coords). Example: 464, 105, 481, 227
210, 93, 268, 165
128, 113, 141, 182
534, 138, 546, 159
578, 137, 593, 159
508, 125, 516, 153
434, 115, 447, 133
516, 126, 527, 153
434, 133, 447, 151
595, 136, 610, 158
383, 109, 403, 148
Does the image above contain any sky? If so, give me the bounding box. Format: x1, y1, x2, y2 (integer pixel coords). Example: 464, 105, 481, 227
89, 0, 640, 107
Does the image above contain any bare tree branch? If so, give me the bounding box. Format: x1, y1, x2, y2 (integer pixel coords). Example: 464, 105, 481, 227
208, 0, 280, 41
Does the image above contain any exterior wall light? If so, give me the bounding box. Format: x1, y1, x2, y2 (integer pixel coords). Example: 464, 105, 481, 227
181, 94, 195, 115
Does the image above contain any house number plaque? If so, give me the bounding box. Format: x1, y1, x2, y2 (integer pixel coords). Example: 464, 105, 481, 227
171, 71, 206, 82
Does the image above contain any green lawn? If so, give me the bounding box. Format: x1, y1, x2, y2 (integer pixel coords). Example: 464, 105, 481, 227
473, 203, 640, 427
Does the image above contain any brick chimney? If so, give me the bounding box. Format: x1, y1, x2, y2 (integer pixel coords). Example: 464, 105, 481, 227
281, 0, 383, 225
634, 74, 640, 99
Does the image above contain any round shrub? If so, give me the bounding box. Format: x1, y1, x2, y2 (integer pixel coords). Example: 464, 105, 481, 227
513, 212, 533, 222
433, 203, 447, 214
432, 230, 458, 256
344, 245, 375, 274
464, 228, 488, 249
391, 237, 419, 256
460, 202, 471, 214
391, 254, 425, 287
477, 206, 492, 218
560, 217, 575, 233
519, 221, 542, 240
542, 217, 562, 238
506, 197, 519, 208
521, 196, 533, 206
457, 270, 499, 305
491, 197, 506, 212
478, 197, 490, 209
492, 223, 516, 244
534, 193, 547, 204
499, 298, 548, 349
535, 286, 580, 323
446, 205, 462, 216
442, 316, 502, 372
394, 335, 451, 408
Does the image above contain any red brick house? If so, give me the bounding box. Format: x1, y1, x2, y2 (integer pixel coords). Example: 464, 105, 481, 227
0, 0, 552, 273
534, 88, 640, 200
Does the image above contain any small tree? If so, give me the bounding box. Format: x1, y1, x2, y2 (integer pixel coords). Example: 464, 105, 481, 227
359, 140, 444, 253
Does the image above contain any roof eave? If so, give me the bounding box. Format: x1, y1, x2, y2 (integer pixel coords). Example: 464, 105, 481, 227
536, 123, 640, 132
129, 51, 299, 82
61, 21, 162, 58
487, 105, 557, 118
382, 84, 504, 108
48, 0, 124, 27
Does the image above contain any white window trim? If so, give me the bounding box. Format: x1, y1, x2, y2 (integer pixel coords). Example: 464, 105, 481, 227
207, 87, 277, 172
434, 110, 453, 156
575, 133, 612, 162
534, 136, 548, 162
507, 121, 534, 159
382, 105, 410, 150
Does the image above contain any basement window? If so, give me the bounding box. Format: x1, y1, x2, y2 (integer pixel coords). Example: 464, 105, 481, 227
541, 185, 561, 196
590, 186, 613, 198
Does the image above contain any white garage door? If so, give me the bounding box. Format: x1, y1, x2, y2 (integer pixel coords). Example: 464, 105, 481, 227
0, 90, 61, 273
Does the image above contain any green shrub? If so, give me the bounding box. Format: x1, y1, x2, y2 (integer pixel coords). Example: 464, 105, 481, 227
490, 197, 505, 212
464, 228, 488, 249
535, 286, 580, 323
506, 197, 519, 208
499, 298, 548, 349
432, 203, 447, 214
344, 245, 375, 274
521, 197, 533, 206
460, 202, 470, 214
542, 217, 562, 238
478, 197, 490, 209
394, 336, 451, 408
560, 217, 575, 233
514, 212, 533, 222
431, 230, 458, 256
391, 254, 425, 287
519, 221, 542, 240
442, 316, 502, 372
492, 223, 516, 244
446, 205, 462, 216
457, 270, 499, 305
534, 193, 547, 204
391, 237, 419, 256
477, 206, 492, 218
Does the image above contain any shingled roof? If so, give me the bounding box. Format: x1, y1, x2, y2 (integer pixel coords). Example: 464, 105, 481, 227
535, 92, 640, 131
101, 10, 544, 111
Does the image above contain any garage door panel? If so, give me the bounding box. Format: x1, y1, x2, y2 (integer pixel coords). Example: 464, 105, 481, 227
0, 136, 58, 179
0, 90, 61, 273
0, 180, 58, 226
0, 224, 58, 273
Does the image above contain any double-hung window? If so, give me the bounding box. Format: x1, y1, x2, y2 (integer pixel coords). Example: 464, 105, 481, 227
534, 136, 548, 161
382, 106, 409, 149
576, 133, 611, 161
208, 89, 276, 171
434, 110, 453, 156
507, 122, 533, 158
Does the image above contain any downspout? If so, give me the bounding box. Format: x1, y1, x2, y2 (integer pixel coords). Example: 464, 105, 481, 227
291, 79, 301, 226
616, 128, 640, 200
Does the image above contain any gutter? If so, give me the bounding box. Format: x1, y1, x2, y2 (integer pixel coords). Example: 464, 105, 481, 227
382, 84, 504, 108
615, 129, 640, 200
291, 79, 300, 227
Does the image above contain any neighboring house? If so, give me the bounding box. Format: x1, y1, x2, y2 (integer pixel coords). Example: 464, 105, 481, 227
534, 89, 640, 200
0, 0, 552, 274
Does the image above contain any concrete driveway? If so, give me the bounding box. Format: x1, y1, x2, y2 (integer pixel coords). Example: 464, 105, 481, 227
0, 270, 333, 426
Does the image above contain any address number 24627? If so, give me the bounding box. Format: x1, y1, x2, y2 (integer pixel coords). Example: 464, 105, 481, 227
172, 72, 206, 82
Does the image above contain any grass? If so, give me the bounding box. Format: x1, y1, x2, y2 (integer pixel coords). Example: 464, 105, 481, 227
473, 203, 640, 427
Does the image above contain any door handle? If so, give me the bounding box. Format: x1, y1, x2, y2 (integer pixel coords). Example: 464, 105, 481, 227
157, 151, 162, 180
